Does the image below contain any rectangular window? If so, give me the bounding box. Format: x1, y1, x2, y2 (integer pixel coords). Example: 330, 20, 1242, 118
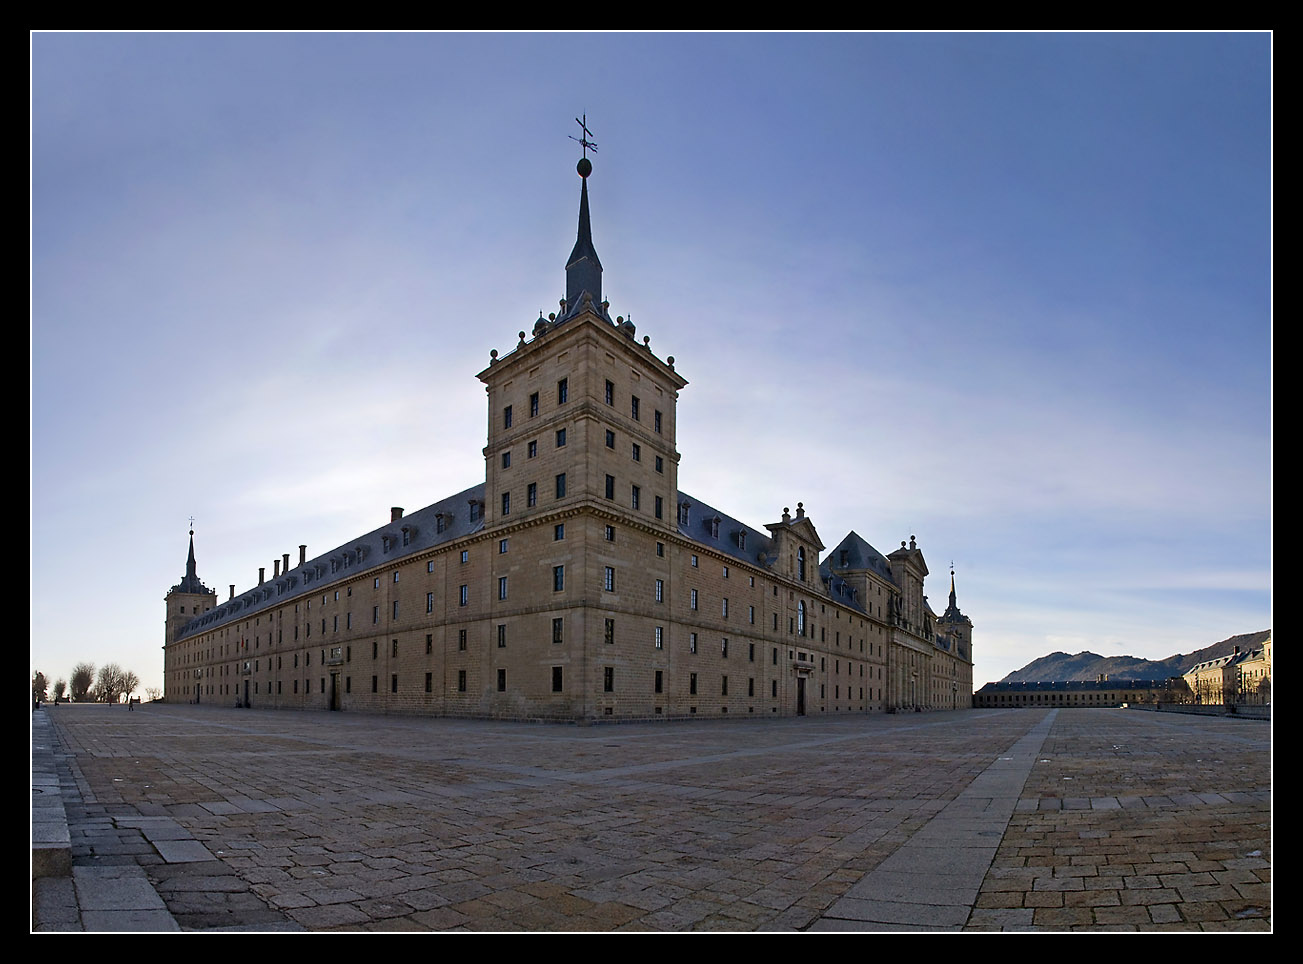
631, 396, 640, 420
556, 428, 567, 447
655, 670, 663, 694
722, 676, 728, 696
502, 451, 511, 469
691, 555, 698, 567
655, 496, 663, 519
554, 523, 565, 541
631, 485, 640, 509
555, 474, 566, 498
749, 643, 755, 662
604, 524, 615, 541
459, 585, 468, 606
427, 592, 434, 613
657, 542, 664, 557
425, 672, 433, 693
722, 598, 729, 618
529, 391, 539, 417
461, 550, 469, 563
557, 378, 568, 404
372, 606, 379, 624
691, 589, 698, 610
690, 673, 697, 695
426, 634, 433, 655
605, 429, 615, 449
497, 624, 506, 648
528, 440, 538, 458
604, 618, 614, 645
499, 539, 508, 554
605, 380, 614, 405
498, 576, 508, 600
654, 626, 663, 649
772, 679, 777, 697
391, 674, 398, 694
554, 566, 565, 592
654, 410, 662, 433
655, 579, 663, 602
722, 638, 729, 657
498, 669, 506, 692
605, 475, 615, 499
527, 483, 537, 507
631, 443, 641, 462
503, 405, 513, 429
603, 667, 614, 693
458, 669, 466, 692
604, 567, 615, 591
458, 629, 467, 651
552, 667, 563, 692
372, 675, 378, 693
552, 617, 563, 644
749, 606, 755, 624
690, 633, 697, 654
655, 455, 663, 474
392, 601, 399, 619
501, 492, 510, 515
392, 639, 398, 657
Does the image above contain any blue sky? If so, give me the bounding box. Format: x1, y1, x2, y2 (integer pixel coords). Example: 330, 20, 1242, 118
31, 32, 1271, 694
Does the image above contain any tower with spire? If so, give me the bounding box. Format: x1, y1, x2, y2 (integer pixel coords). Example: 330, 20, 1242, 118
164, 527, 217, 700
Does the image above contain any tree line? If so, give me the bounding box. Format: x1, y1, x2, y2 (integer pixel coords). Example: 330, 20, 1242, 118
32, 663, 151, 705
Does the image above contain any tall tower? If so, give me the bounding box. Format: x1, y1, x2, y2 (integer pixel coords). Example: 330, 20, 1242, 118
164, 528, 217, 701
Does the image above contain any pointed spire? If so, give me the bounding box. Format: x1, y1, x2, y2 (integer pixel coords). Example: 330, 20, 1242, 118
186, 529, 198, 581
949, 568, 957, 612
564, 158, 603, 318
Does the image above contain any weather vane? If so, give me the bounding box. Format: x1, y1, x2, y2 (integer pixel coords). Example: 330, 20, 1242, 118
569, 114, 598, 158
189, 515, 195, 531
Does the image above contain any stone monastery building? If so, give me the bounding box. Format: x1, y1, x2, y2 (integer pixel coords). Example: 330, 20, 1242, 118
164, 154, 974, 721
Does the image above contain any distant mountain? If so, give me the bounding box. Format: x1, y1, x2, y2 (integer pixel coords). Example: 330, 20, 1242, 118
1000, 630, 1271, 683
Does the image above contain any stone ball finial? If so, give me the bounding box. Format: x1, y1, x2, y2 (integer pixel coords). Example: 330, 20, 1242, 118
518, 331, 526, 341
577, 157, 592, 178
643, 335, 650, 347
667, 356, 674, 367
490, 349, 498, 359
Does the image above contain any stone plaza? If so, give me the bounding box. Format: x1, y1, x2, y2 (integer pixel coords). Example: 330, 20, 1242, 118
33, 704, 1270, 932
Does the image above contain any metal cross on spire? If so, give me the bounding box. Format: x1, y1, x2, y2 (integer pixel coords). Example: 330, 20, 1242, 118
569, 114, 598, 157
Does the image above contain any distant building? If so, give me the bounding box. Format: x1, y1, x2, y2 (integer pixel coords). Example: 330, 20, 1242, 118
163, 154, 974, 720
974, 678, 1190, 709
1184, 638, 1271, 705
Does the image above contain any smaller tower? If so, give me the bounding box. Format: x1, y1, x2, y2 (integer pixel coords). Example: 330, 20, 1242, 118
164, 527, 217, 702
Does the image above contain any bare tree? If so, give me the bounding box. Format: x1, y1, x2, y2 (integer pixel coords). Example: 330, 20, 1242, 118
145, 687, 162, 703
121, 670, 140, 703
71, 662, 95, 702
96, 663, 125, 704
32, 671, 48, 705
53, 679, 67, 702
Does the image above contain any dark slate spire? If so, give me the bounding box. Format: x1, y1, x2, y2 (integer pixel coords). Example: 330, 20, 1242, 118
564, 157, 603, 319
942, 567, 969, 624
171, 528, 212, 595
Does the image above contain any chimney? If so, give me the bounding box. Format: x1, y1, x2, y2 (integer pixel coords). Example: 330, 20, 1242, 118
283, 552, 290, 573
273, 559, 280, 578
229, 584, 235, 600
258, 567, 265, 585
299, 545, 307, 565
391, 506, 404, 522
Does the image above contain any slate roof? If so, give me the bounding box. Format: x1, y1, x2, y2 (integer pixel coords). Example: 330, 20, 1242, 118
175, 483, 486, 642
826, 530, 895, 583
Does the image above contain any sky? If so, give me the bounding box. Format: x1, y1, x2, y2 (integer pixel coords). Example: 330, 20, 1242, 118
31, 32, 1271, 695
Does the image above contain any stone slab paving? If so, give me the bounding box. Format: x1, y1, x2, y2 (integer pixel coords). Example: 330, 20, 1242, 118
34, 704, 1270, 932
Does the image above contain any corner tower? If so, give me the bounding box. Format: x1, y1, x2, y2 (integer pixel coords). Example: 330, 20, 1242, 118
478, 150, 687, 530
164, 528, 217, 699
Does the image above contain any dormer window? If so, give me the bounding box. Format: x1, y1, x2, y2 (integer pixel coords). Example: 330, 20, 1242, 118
402, 526, 410, 547
469, 501, 482, 523
840, 550, 848, 568
436, 513, 446, 534
678, 502, 690, 527
737, 531, 746, 551
710, 517, 720, 539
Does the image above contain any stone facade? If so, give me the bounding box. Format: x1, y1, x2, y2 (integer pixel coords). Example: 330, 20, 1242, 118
163, 159, 973, 721
974, 678, 1190, 708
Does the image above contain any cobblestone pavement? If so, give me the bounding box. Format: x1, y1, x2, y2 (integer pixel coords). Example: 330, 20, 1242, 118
37, 705, 1270, 932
